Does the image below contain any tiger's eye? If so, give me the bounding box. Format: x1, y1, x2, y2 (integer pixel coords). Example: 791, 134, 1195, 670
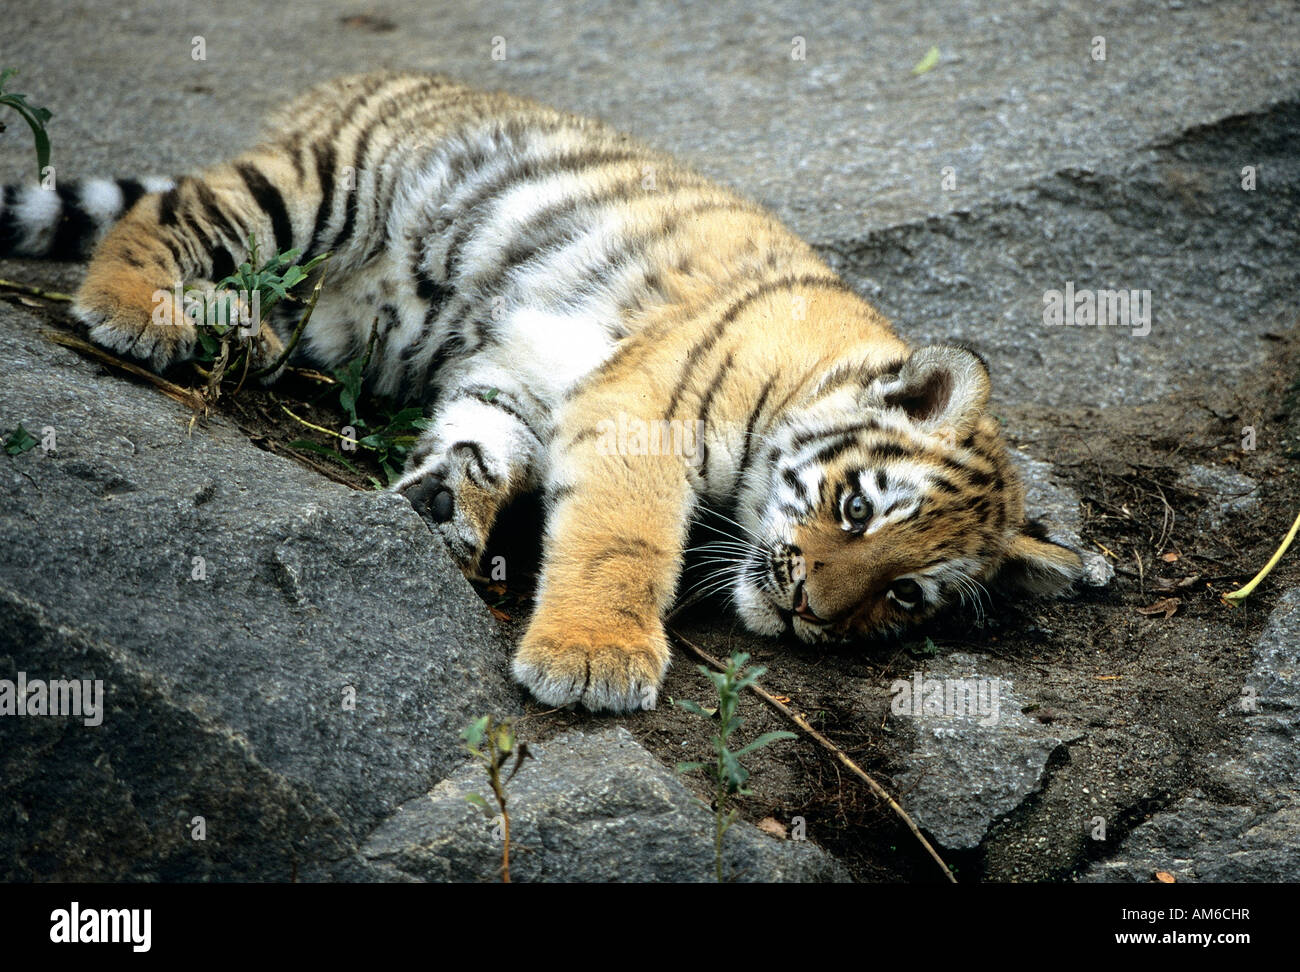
843, 492, 872, 527
889, 579, 922, 607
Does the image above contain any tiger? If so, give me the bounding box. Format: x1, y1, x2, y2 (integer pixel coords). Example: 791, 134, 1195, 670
0, 71, 1085, 713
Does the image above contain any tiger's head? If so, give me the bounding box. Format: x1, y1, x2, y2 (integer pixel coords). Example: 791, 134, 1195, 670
731, 344, 1083, 643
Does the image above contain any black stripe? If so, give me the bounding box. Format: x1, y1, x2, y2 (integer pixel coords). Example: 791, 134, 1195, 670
47, 184, 95, 259
664, 274, 847, 417
450, 441, 496, 487
442, 147, 641, 278
930, 475, 961, 495
0, 185, 23, 255
808, 433, 865, 468
790, 419, 883, 451
866, 442, 913, 463
448, 389, 544, 445
117, 178, 147, 212
156, 185, 182, 226
192, 180, 245, 251
307, 139, 338, 254
781, 467, 810, 503
210, 247, 236, 283
694, 351, 734, 485
235, 163, 294, 253
735, 377, 776, 487
467, 171, 717, 298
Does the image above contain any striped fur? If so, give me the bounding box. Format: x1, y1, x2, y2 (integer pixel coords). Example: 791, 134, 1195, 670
3, 71, 1084, 712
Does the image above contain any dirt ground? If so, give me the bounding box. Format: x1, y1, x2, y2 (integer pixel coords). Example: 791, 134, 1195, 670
6, 280, 1297, 882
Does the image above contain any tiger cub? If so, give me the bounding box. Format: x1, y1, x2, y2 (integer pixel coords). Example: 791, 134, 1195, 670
0, 71, 1084, 712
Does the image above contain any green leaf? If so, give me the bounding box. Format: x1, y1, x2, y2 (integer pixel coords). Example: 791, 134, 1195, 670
675, 761, 709, 776
0, 70, 54, 179
732, 730, 798, 757
912, 46, 940, 75
673, 699, 713, 717
461, 715, 490, 748
3, 424, 39, 455
287, 440, 360, 473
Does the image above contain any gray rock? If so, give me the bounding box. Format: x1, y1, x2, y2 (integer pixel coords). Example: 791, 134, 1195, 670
1083, 589, 1300, 882
890, 653, 1081, 850
0, 301, 520, 879
363, 727, 848, 882
1175, 464, 1260, 532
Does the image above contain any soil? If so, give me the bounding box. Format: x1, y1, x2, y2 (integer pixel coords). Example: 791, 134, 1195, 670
7, 280, 1298, 882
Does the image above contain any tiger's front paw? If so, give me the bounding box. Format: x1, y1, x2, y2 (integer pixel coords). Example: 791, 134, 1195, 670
512, 613, 670, 714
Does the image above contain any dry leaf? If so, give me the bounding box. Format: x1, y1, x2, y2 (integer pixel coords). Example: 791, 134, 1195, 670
771, 694, 791, 704
1136, 597, 1180, 619
1161, 552, 1181, 563
1155, 870, 1176, 883
756, 817, 787, 838
489, 606, 511, 622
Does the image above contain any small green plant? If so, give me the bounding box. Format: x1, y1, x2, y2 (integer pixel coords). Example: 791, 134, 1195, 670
461, 714, 530, 883
675, 652, 796, 882
289, 349, 433, 488
0, 68, 53, 179
3, 424, 38, 455
190, 233, 330, 396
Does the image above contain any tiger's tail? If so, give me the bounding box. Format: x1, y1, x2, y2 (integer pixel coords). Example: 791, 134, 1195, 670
0, 177, 175, 260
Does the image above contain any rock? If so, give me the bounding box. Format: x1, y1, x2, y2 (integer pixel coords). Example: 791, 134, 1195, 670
363, 727, 849, 882
0, 301, 519, 879
1082, 589, 1300, 882
890, 653, 1081, 850
1175, 463, 1260, 532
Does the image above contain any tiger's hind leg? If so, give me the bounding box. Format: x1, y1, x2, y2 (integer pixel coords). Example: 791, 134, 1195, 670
72, 159, 309, 375
394, 372, 549, 574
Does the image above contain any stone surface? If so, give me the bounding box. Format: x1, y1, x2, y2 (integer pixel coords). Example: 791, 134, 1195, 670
890, 652, 1081, 851
0, 300, 523, 879
363, 727, 848, 882
1175, 463, 1260, 532
1082, 588, 1300, 882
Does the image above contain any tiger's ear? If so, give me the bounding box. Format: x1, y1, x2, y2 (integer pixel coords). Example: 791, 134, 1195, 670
868, 345, 990, 436
995, 523, 1084, 597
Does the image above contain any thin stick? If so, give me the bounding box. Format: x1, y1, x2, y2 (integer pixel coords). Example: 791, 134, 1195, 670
251, 267, 328, 378
669, 628, 958, 883
274, 397, 348, 440
42, 330, 207, 411
0, 278, 74, 302
1222, 508, 1300, 607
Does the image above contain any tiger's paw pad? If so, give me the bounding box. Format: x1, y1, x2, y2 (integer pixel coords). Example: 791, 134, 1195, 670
512, 624, 670, 714
394, 453, 496, 571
